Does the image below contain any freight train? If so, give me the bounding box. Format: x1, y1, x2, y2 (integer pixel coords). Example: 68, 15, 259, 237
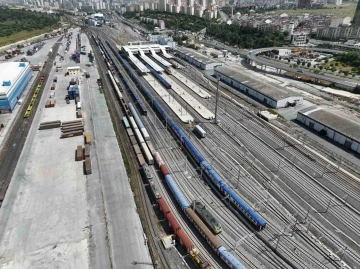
104, 41, 267, 232
154, 151, 246, 269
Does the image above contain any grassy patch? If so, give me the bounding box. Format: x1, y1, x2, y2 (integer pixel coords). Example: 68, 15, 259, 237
0, 28, 53, 47
273, 3, 356, 17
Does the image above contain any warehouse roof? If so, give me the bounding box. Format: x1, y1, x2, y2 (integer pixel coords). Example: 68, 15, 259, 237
215, 66, 302, 101
0, 62, 30, 96
176, 47, 223, 65
299, 107, 360, 143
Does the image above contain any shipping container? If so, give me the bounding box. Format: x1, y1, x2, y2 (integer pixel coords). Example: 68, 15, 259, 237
126, 128, 134, 137
84, 144, 90, 158
77, 110, 83, 118
85, 157, 92, 174
141, 142, 154, 165
133, 144, 141, 155
76, 145, 83, 161
122, 116, 130, 129
76, 102, 82, 110
85, 131, 92, 144
137, 154, 146, 166
129, 116, 138, 130
129, 135, 137, 146
135, 129, 145, 144
45, 100, 51, 108
146, 140, 156, 156
140, 128, 150, 141
194, 125, 206, 138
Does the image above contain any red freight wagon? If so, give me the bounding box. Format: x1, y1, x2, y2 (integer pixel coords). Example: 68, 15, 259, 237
158, 198, 171, 215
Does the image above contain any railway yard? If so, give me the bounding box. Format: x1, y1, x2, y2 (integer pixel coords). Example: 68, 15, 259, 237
0, 16, 359, 269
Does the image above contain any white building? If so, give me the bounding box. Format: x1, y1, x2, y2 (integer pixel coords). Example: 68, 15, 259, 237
176, 47, 224, 70
291, 33, 307, 46
158, 20, 165, 30
297, 107, 360, 154
159, 0, 166, 11
214, 66, 303, 108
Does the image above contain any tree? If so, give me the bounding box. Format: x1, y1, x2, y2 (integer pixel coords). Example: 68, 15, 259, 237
319, 66, 323, 70
307, 62, 311, 68
324, 59, 329, 63
354, 85, 360, 94
288, 59, 290, 63
302, 62, 306, 66
297, 59, 301, 65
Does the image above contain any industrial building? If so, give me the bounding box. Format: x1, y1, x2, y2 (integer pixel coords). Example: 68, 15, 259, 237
0, 62, 32, 113
175, 47, 224, 70
214, 66, 303, 108
297, 107, 360, 154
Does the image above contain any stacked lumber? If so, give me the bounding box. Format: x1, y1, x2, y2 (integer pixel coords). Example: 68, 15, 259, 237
38, 120, 61, 130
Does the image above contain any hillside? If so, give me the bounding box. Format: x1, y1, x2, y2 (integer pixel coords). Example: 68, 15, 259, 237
0, 7, 61, 46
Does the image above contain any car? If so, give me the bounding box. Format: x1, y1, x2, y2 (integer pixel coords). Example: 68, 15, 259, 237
297, 69, 304, 73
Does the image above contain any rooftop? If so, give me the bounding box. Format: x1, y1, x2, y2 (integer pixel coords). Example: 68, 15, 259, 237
176, 47, 223, 65
0, 62, 30, 96
215, 66, 302, 101
299, 106, 360, 143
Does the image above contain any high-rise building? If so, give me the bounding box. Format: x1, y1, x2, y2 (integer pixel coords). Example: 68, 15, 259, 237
297, 0, 310, 8
353, 0, 360, 26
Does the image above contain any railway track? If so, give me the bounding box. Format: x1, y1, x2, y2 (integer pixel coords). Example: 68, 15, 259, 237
0, 38, 62, 206
89, 31, 171, 269
164, 68, 358, 268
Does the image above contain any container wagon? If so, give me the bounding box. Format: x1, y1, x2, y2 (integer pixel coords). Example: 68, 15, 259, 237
122, 116, 130, 129
141, 142, 154, 165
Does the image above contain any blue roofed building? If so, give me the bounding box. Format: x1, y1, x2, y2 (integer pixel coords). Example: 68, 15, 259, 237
0, 62, 32, 113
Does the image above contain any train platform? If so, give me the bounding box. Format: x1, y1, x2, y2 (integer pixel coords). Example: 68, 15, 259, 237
171, 69, 211, 99
162, 73, 214, 120
143, 74, 194, 123
150, 48, 172, 67
161, 47, 173, 59
139, 50, 164, 72
128, 51, 149, 73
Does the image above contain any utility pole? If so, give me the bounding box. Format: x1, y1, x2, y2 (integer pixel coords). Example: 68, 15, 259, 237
214, 75, 220, 124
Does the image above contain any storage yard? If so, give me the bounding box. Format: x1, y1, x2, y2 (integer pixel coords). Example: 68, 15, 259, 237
0, 15, 359, 269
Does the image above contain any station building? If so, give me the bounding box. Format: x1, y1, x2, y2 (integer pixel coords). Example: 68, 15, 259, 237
0, 62, 32, 113
297, 107, 360, 154
214, 66, 303, 108
175, 47, 224, 70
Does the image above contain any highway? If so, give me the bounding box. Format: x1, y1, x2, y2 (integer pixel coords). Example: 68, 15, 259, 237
195, 40, 358, 89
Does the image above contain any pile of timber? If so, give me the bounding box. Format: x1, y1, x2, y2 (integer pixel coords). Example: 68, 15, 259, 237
61, 119, 84, 139
39, 120, 61, 130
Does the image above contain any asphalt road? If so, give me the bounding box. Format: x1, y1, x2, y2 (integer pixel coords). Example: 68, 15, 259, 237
0, 39, 61, 190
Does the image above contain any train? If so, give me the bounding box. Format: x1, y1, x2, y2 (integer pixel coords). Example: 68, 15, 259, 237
147, 64, 172, 89
94, 36, 252, 268
154, 151, 247, 269
95, 36, 147, 116
126, 115, 153, 165
106, 42, 267, 231
192, 200, 222, 234
128, 102, 150, 141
